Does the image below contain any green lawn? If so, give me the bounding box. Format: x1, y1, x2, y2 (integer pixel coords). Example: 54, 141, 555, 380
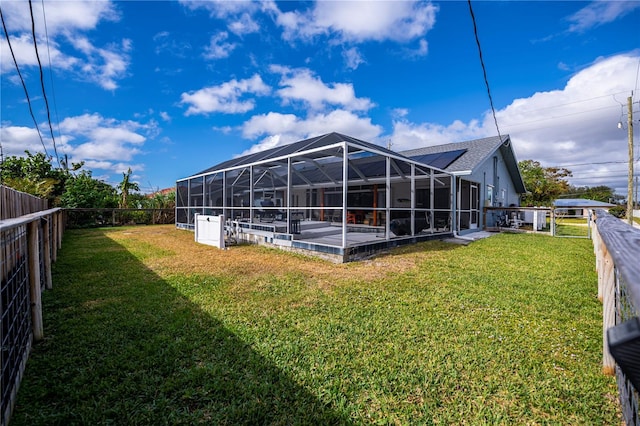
12, 226, 619, 424
554, 217, 591, 238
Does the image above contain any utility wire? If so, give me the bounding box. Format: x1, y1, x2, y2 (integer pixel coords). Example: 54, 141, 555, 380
0, 4, 51, 160
467, 0, 504, 144
29, 0, 60, 167
41, 0, 64, 167
552, 160, 633, 168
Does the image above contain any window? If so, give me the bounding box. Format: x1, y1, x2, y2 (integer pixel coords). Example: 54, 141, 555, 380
487, 185, 494, 207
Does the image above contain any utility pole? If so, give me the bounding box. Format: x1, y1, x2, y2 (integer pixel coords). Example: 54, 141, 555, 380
627, 95, 634, 225
635, 176, 640, 209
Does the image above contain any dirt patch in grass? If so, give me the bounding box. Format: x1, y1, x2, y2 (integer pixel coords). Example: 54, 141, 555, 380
103, 225, 457, 290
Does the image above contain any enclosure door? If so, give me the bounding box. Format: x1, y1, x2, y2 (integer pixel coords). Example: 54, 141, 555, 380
470, 184, 479, 229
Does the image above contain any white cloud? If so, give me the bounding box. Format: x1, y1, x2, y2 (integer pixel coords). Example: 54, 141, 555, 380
0, 34, 78, 73
0, 0, 118, 36
390, 52, 640, 194
153, 31, 192, 58
73, 141, 141, 162
240, 109, 383, 155
180, 74, 271, 115
567, 1, 640, 33
271, 65, 374, 112
0, 0, 130, 90
343, 47, 365, 70
203, 32, 237, 60
160, 112, 171, 122
0, 125, 53, 156
66, 37, 131, 90
1, 113, 157, 184
228, 12, 260, 35
410, 39, 428, 57
178, 0, 274, 35
277, 1, 438, 43
57, 113, 156, 164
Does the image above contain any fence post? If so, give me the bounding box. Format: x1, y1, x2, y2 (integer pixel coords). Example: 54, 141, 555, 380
59, 211, 64, 248
601, 246, 616, 375
51, 211, 58, 262
42, 217, 53, 290
27, 220, 44, 341
594, 227, 604, 302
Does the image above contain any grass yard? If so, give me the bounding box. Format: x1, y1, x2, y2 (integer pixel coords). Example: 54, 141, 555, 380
553, 217, 592, 238
12, 225, 619, 424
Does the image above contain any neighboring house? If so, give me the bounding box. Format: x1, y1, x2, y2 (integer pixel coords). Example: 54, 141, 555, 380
176, 132, 525, 261
401, 135, 526, 234
553, 198, 616, 217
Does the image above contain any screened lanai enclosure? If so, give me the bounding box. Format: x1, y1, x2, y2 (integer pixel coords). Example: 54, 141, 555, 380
176, 133, 455, 262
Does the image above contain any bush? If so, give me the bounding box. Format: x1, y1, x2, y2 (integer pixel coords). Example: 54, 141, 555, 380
608, 206, 625, 218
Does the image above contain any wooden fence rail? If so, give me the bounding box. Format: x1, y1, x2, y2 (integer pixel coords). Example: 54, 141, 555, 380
0, 208, 63, 426
592, 209, 640, 425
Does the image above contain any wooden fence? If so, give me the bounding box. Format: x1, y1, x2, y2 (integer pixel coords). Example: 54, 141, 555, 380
592, 209, 640, 425
0, 207, 64, 426
0, 186, 48, 220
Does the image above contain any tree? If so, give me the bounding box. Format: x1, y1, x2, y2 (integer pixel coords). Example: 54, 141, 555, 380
59, 171, 118, 208
563, 185, 618, 204
519, 160, 572, 206
118, 168, 140, 208
0, 151, 69, 203
140, 189, 175, 209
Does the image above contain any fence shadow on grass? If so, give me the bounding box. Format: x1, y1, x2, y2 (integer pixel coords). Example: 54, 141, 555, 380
10, 229, 352, 425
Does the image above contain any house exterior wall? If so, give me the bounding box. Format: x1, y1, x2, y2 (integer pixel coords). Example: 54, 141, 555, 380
459, 149, 521, 233
467, 150, 520, 209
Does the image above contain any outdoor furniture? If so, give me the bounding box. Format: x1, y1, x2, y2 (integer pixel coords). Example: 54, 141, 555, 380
510, 212, 524, 229
256, 199, 276, 222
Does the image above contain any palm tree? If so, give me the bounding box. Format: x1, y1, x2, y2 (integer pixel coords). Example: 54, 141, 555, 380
118, 168, 140, 208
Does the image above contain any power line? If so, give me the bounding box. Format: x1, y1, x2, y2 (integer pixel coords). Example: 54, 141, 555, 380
29, 0, 60, 167
41, 0, 65, 166
569, 174, 639, 181
517, 91, 631, 116
467, 0, 503, 144
0, 4, 51, 160
551, 160, 635, 168
500, 104, 619, 130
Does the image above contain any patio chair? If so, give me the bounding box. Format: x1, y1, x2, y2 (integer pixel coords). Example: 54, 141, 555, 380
256, 199, 276, 222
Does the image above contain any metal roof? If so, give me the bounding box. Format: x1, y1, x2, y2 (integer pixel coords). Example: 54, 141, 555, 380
181, 132, 525, 194
553, 198, 616, 208
400, 135, 526, 194
190, 132, 411, 177
179, 132, 452, 191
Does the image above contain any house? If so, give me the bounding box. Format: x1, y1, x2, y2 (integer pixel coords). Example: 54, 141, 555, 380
401, 135, 526, 234
176, 132, 525, 261
553, 198, 616, 217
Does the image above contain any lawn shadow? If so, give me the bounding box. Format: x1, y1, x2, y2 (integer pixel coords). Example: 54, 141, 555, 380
11, 229, 352, 425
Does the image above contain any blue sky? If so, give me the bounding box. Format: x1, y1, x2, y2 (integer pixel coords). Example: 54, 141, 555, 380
1, 0, 639, 196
